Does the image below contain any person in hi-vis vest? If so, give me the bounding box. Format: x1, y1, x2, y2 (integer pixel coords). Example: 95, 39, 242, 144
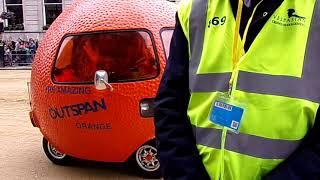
154, 0, 320, 179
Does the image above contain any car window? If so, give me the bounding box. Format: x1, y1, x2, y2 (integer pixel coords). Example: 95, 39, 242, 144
53, 31, 158, 83
160, 29, 174, 59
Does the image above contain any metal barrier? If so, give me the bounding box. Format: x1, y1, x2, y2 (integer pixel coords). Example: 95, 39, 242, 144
0, 32, 43, 69
2, 52, 35, 68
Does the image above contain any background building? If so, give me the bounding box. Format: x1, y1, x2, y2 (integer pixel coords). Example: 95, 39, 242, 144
0, 0, 74, 40
0, 0, 179, 68
0, 0, 179, 40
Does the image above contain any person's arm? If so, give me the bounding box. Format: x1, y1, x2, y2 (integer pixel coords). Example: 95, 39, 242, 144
264, 110, 320, 180
154, 14, 210, 180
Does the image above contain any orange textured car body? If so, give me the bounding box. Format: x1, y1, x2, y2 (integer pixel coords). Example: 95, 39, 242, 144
30, 0, 176, 162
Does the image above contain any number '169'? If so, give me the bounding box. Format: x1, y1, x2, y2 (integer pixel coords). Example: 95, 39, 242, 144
208, 16, 227, 28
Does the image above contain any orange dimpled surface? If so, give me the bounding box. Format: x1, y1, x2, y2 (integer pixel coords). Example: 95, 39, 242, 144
30, 0, 176, 162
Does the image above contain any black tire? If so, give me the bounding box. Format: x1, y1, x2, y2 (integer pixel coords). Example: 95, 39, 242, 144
129, 140, 161, 179
42, 137, 71, 165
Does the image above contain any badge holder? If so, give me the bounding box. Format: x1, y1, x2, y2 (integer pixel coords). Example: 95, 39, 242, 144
208, 92, 246, 133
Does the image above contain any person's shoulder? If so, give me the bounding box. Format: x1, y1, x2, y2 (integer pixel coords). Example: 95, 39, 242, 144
178, 0, 192, 12
177, 0, 194, 39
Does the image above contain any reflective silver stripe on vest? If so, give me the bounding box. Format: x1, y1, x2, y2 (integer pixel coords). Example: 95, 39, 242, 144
189, 0, 320, 103
193, 126, 301, 159
189, 0, 210, 92
225, 131, 301, 159
192, 125, 222, 149
237, 0, 320, 103
192, 73, 231, 92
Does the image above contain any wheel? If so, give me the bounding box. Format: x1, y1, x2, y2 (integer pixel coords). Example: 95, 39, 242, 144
130, 141, 161, 178
42, 137, 71, 165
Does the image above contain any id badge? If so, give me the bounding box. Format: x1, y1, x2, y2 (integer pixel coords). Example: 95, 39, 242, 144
209, 92, 246, 132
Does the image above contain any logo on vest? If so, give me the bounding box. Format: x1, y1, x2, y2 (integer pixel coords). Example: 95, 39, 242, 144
272, 9, 306, 26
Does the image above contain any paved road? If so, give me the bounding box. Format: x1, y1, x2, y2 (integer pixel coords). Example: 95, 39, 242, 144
0, 70, 147, 180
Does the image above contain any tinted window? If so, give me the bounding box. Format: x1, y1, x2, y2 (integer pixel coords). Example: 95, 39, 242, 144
44, 4, 62, 25
6, 0, 23, 27
6, 0, 22, 4
160, 29, 174, 59
7, 5, 23, 25
44, 0, 62, 26
44, 0, 62, 3
53, 31, 158, 83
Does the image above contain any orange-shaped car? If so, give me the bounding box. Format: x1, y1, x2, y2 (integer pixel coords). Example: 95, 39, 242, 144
29, 0, 176, 178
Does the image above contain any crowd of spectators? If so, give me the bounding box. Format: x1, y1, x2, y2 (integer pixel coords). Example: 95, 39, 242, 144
2, 37, 39, 67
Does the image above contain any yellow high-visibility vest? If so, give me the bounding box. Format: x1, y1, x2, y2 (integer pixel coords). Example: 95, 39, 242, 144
178, 0, 320, 179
